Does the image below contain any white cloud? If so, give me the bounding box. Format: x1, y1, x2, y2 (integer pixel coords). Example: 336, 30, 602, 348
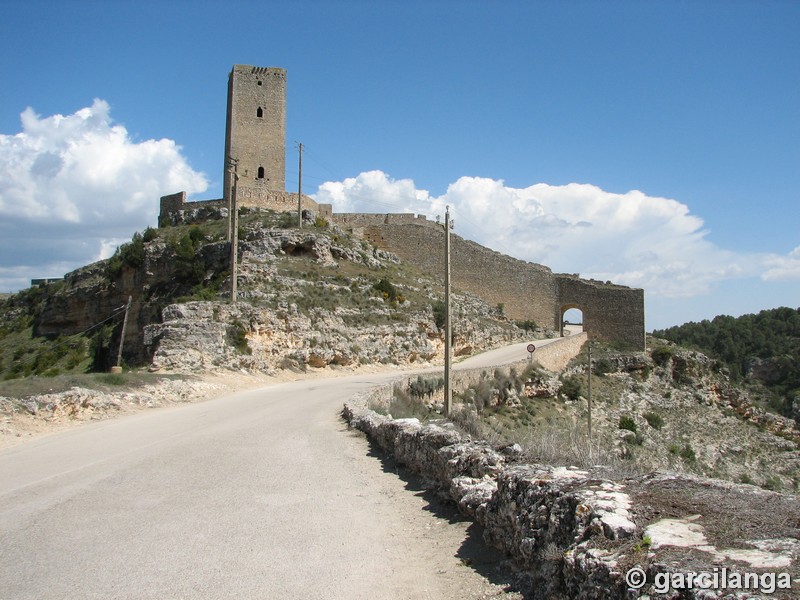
0, 100, 208, 291
314, 171, 795, 299
762, 246, 800, 282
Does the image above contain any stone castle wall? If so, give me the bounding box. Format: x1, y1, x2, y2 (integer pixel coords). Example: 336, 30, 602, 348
352, 222, 644, 349
158, 191, 331, 225
158, 197, 645, 349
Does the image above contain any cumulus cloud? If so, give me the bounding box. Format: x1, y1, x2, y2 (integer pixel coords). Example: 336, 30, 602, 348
0, 100, 208, 291
314, 171, 796, 298
762, 246, 800, 282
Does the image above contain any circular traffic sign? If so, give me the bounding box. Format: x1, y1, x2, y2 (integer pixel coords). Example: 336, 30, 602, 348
527, 343, 536, 353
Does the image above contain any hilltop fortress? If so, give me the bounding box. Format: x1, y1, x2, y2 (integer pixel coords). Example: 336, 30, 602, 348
159, 64, 645, 350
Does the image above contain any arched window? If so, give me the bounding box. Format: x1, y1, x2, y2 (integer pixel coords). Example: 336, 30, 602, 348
257, 167, 265, 179
256, 107, 264, 118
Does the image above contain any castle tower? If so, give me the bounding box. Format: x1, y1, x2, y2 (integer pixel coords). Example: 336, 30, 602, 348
223, 65, 286, 203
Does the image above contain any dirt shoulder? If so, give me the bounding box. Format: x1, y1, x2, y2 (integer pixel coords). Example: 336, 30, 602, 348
0, 362, 416, 450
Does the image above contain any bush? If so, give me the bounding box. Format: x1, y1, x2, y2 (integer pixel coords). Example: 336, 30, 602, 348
408, 375, 444, 399
172, 233, 206, 286
278, 212, 300, 228
651, 346, 674, 367
618, 415, 637, 433
679, 443, 696, 462
593, 358, 613, 376
387, 385, 429, 419
142, 226, 158, 242
432, 300, 446, 330
514, 320, 538, 332
228, 320, 251, 355
560, 375, 582, 400
373, 278, 400, 303
643, 411, 664, 430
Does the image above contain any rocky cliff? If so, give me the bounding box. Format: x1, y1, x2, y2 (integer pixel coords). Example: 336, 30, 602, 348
15, 209, 533, 374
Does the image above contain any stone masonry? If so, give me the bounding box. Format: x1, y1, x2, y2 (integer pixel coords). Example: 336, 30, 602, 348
223, 65, 287, 202
158, 63, 646, 350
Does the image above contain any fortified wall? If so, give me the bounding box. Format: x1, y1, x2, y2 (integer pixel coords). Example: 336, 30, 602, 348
159, 191, 331, 226
159, 194, 645, 350
349, 217, 645, 350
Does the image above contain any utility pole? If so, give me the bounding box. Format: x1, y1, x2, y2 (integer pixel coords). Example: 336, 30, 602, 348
587, 340, 593, 442
113, 296, 132, 373
227, 157, 239, 303
444, 206, 452, 417
297, 142, 303, 228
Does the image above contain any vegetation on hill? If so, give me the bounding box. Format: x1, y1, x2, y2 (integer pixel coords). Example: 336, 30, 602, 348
378, 337, 800, 491
652, 307, 800, 418
0, 208, 531, 383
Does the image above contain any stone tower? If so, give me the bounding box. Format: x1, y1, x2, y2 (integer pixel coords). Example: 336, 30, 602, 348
223, 65, 286, 203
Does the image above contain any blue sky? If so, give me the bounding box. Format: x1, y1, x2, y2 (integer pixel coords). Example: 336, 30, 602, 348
1, 0, 798, 330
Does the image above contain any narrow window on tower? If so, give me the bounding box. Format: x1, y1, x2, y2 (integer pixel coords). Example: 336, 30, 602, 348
257, 167, 265, 179
256, 107, 264, 118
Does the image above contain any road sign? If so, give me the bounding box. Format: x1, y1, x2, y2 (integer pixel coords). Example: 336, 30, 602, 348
527, 343, 536, 354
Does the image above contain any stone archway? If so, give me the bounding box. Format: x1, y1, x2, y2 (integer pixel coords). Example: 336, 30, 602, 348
560, 304, 584, 337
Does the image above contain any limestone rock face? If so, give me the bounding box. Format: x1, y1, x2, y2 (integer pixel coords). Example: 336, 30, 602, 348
30, 213, 527, 372
144, 300, 444, 372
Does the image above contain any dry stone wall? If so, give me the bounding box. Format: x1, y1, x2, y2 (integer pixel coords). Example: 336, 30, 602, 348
343, 376, 800, 599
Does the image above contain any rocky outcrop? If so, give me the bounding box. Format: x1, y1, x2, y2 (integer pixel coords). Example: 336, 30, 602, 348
143, 300, 443, 372
343, 379, 800, 599
27, 213, 529, 373
0, 377, 224, 440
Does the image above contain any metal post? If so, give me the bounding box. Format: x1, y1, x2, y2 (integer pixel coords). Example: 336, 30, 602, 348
297, 142, 303, 228
444, 206, 452, 417
114, 296, 132, 371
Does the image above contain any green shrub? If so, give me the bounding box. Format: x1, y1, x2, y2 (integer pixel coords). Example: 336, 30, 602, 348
560, 375, 582, 400
408, 375, 444, 399
643, 411, 664, 430
142, 226, 158, 242
228, 320, 251, 355
679, 443, 696, 462
514, 319, 538, 332
593, 358, 613, 376
432, 301, 446, 330
278, 212, 300, 228
618, 415, 637, 433
651, 346, 674, 366
373, 278, 399, 302
388, 385, 429, 419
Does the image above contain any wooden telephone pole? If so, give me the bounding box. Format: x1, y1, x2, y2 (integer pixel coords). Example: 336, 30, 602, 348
227, 157, 239, 303
112, 296, 132, 373
587, 340, 593, 441
297, 142, 303, 228
444, 206, 452, 417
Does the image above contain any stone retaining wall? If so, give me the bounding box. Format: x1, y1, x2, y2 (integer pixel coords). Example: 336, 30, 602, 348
342, 355, 800, 599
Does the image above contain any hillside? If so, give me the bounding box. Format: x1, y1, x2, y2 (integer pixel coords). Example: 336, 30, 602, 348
0, 207, 538, 382
653, 307, 800, 419
380, 337, 800, 493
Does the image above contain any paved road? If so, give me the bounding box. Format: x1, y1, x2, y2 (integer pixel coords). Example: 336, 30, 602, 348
0, 340, 562, 599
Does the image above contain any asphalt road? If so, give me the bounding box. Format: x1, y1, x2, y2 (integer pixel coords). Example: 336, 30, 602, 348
0, 340, 556, 599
